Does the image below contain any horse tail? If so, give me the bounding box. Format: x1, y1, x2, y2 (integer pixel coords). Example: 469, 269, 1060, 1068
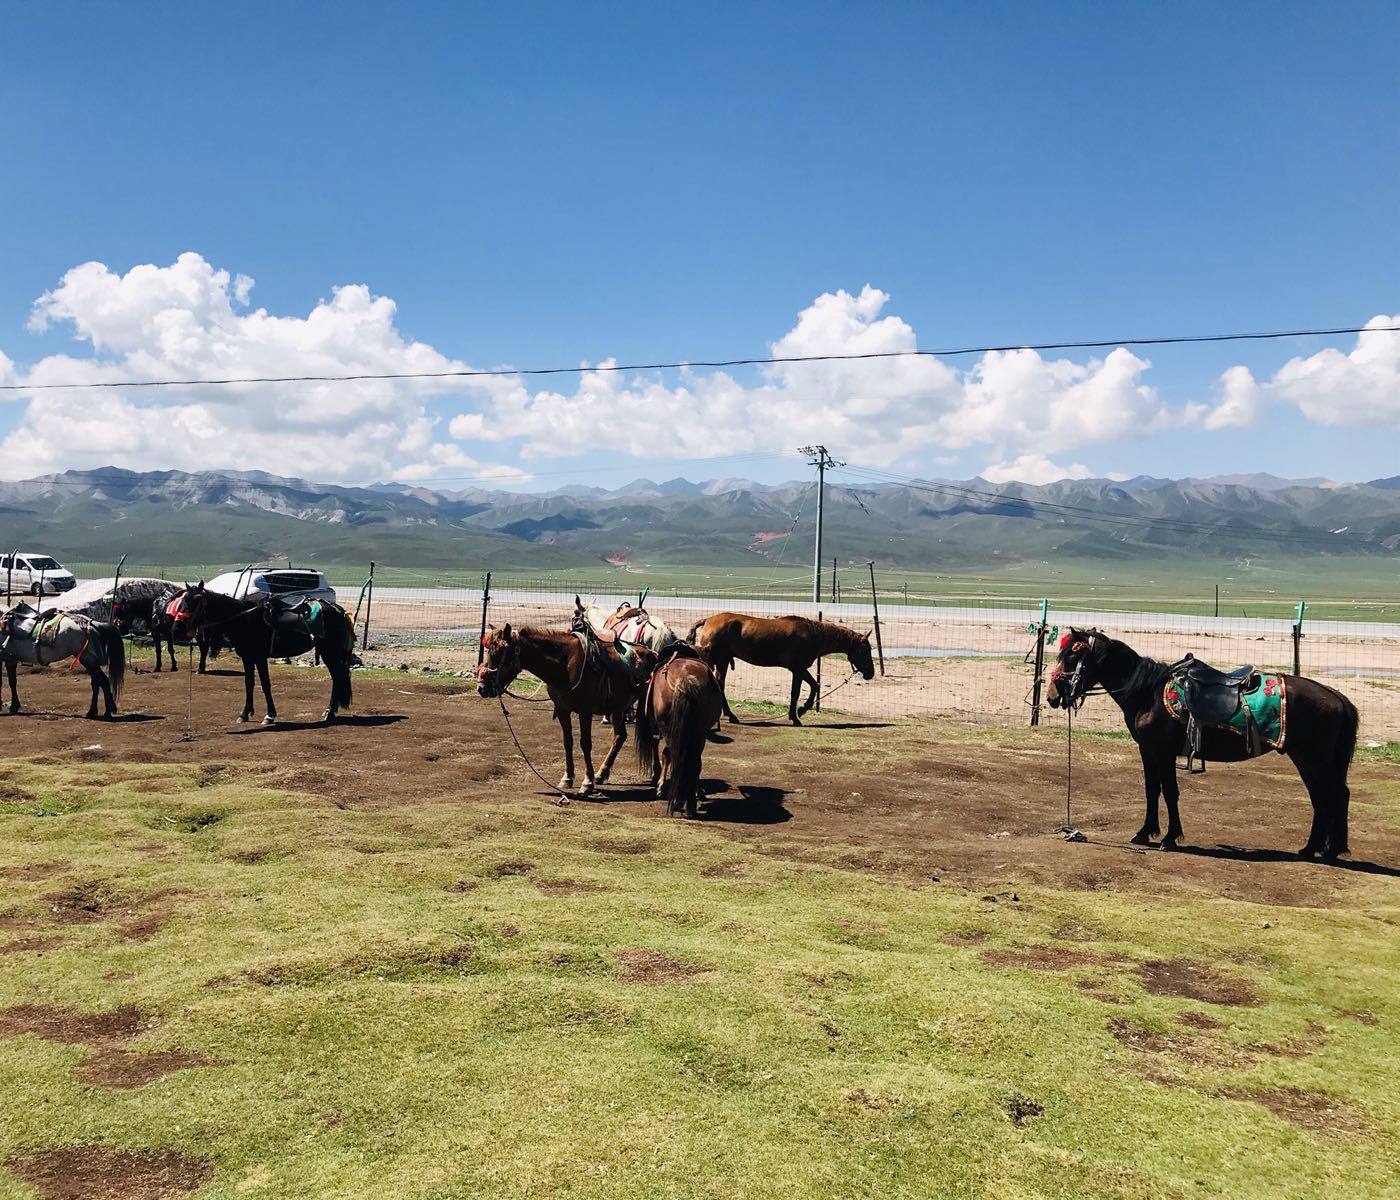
685, 617, 705, 645
329, 606, 354, 710
101, 623, 125, 701
662, 675, 709, 815
1336, 690, 1359, 773
635, 689, 658, 779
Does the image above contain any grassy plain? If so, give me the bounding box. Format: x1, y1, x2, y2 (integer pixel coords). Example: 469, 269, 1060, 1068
52, 553, 1400, 623
1, 733, 1398, 1199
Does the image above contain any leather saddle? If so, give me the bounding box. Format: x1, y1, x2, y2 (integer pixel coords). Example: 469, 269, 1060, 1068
2, 602, 40, 643
1169, 653, 1263, 772
260, 596, 316, 657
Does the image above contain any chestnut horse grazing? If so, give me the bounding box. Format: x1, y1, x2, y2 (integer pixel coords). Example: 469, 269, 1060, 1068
636, 655, 724, 816
477, 623, 656, 796
686, 612, 874, 725
1047, 627, 1358, 858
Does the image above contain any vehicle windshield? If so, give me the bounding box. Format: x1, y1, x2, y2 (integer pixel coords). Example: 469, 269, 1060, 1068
24, 557, 62, 571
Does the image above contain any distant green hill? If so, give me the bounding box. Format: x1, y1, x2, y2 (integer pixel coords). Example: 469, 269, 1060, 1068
4, 467, 1399, 583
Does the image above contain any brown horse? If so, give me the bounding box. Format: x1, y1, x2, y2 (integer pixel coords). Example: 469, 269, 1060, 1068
635, 655, 724, 816
1047, 627, 1358, 858
686, 612, 874, 725
477, 622, 656, 796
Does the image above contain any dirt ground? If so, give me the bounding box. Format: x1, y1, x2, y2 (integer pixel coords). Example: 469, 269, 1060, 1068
5, 661, 1398, 915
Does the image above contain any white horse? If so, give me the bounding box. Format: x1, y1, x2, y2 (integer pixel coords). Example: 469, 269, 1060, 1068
1, 602, 126, 718
578, 598, 685, 658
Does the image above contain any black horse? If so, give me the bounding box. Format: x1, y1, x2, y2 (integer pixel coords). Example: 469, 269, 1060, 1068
114, 586, 224, 673
1047, 627, 1358, 859
180, 583, 357, 725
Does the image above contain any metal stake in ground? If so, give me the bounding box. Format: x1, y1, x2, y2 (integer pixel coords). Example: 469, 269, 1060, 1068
175, 642, 196, 743
1056, 703, 1085, 842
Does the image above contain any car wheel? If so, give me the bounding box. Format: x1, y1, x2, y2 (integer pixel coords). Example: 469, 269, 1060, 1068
30, 583, 42, 596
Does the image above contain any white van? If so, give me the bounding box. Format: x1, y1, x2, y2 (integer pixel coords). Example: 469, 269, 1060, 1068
1, 551, 78, 596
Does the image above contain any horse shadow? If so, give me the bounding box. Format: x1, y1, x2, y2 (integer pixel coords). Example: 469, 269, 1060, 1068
225, 714, 406, 735
734, 719, 894, 731
1175, 842, 1400, 878
565, 780, 791, 823
697, 783, 791, 824
1084, 836, 1400, 878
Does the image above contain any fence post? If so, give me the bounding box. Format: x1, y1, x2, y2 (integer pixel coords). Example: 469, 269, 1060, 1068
815, 607, 822, 711
1029, 599, 1050, 727
1292, 599, 1305, 676
5, 547, 14, 603
867, 560, 885, 675
476, 571, 493, 666
359, 561, 375, 650
831, 558, 838, 604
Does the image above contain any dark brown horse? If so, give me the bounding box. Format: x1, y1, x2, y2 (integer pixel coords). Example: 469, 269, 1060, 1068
1046, 627, 1358, 858
686, 612, 874, 725
636, 655, 724, 817
477, 623, 656, 796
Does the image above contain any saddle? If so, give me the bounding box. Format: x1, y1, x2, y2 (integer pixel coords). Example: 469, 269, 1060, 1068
1168, 654, 1264, 772
2, 602, 40, 644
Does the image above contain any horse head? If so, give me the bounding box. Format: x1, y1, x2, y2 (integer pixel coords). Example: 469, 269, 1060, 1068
1046, 627, 1102, 709
848, 629, 876, 680
477, 622, 522, 697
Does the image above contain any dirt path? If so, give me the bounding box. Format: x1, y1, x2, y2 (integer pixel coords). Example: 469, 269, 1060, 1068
5, 664, 1397, 911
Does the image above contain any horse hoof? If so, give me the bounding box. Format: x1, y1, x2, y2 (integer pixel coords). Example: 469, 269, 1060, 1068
578, 780, 595, 797
1159, 838, 1180, 852
558, 777, 574, 791
1323, 847, 1351, 862
1129, 831, 1154, 847
236, 715, 249, 724
262, 716, 276, 726
1298, 844, 1321, 859
789, 717, 802, 727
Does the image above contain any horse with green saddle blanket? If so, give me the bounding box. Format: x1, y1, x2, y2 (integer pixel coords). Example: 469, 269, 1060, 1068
0, 602, 126, 718
1048, 628, 1357, 860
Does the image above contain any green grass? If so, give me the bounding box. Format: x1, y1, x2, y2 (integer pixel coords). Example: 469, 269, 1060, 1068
1, 757, 1398, 1198
52, 555, 1400, 623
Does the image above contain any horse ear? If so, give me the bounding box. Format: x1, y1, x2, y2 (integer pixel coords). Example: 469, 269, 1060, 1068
502, 622, 512, 638
863, 630, 872, 642
574, 594, 584, 611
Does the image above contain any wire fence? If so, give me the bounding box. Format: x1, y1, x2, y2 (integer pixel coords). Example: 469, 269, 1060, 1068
31, 558, 1400, 745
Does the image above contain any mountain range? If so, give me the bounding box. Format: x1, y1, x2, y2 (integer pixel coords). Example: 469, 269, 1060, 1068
4, 466, 1400, 573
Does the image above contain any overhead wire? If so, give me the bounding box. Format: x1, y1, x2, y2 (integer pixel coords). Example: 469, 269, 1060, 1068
3, 323, 1398, 392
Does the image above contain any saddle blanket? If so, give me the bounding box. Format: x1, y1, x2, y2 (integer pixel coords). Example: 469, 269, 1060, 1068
1164, 672, 1287, 751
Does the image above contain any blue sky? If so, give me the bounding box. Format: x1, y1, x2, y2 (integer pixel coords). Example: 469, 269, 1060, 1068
1, 2, 1397, 488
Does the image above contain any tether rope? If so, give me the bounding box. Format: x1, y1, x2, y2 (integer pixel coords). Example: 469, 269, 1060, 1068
496, 695, 574, 804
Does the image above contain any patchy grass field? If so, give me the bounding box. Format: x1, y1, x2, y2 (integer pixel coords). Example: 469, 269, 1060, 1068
0, 670, 1398, 1198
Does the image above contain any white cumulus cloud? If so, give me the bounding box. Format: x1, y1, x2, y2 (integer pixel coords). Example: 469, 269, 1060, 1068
980, 455, 1094, 486
1199, 316, 1400, 432
1, 252, 504, 482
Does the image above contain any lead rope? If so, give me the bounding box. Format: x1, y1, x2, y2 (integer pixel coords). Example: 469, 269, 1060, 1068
496, 695, 573, 805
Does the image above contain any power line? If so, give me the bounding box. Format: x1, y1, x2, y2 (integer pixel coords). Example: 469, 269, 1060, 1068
3, 323, 1398, 392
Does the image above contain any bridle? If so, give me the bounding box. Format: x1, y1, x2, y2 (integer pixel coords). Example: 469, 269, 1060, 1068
477, 632, 523, 696
1051, 632, 1099, 711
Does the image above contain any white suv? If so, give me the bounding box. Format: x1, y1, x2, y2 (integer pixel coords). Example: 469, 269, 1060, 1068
205, 566, 338, 606
1, 551, 78, 596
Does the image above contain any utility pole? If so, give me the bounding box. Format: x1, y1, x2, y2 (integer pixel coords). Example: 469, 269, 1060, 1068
799, 445, 841, 604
